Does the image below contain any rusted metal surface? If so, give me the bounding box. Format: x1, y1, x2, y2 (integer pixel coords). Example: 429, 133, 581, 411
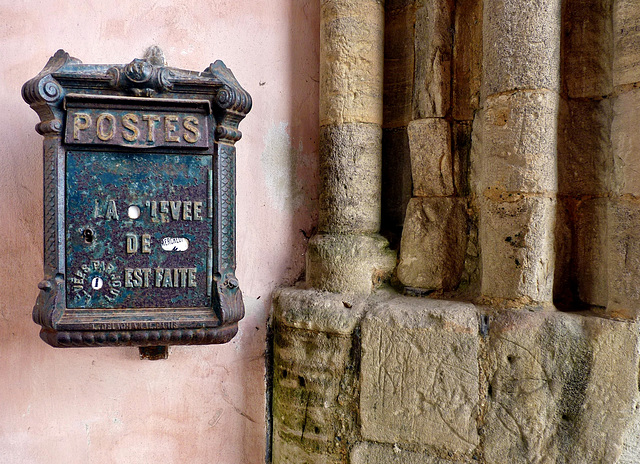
22, 49, 251, 348
66, 151, 212, 309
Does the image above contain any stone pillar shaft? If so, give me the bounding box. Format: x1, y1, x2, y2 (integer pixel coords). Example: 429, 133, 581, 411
318, 0, 384, 234
394, 0, 473, 294
479, 0, 561, 303
307, 0, 395, 294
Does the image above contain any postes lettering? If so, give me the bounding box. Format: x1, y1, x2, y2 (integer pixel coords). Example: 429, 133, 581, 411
70, 260, 123, 303
65, 109, 208, 148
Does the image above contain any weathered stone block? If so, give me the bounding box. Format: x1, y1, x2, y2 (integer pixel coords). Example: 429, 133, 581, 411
558, 98, 613, 196
408, 118, 454, 197
482, 90, 559, 194
351, 441, 458, 464
320, 0, 384, 126
273, 287, 366, 335
607, 198, 640, 319
319, 123, 382, 234
460, 215, 480, 295
483, 0, 561, 96
413, 0, 454, 118
397, 197, 468, 291
613, 0, 640, 87
453, 121, 472, 196
479, 195, 555, 302
612, 88, 640, 196
620, 399, 640, 464
452, 0, 483, 120
485, 310, 640, 464
272, 323, 355, 462
562, 0, 613, 98
468, 110, 483, 197
360, 297, 480, 453
384, 1, 415, 128
272, 440, 341, 464
306, 233, 396, 294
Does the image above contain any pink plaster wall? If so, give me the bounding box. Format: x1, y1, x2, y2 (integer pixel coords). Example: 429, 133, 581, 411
0, 1, 319, 462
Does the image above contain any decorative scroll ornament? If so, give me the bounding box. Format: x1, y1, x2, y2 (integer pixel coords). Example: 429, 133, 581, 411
108, 57, 175, 97
22, 50, 80, 134
210, 60, 252, 114
209, 60, 253, 144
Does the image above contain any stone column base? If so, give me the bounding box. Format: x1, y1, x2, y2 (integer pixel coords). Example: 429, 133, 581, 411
306, 233, 397, 294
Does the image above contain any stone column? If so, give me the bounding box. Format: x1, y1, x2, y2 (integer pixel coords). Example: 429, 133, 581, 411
307, 0, 395, 294
608, 0, 640, 319
479, 0, 561, 304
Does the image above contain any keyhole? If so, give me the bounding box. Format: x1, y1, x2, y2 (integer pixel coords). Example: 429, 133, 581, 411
83, 229, 94, 243
91, 276, 103, 290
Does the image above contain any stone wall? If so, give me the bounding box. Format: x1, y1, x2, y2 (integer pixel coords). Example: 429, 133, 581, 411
272, 0, 640, 463
273, 289, 640, 463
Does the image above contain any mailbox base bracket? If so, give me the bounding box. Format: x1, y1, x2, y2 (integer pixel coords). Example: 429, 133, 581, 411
39, 323, 238, 348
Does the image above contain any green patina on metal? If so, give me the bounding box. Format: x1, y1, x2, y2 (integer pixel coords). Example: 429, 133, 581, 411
66, 151, 212, 309
22, 49, 251, 348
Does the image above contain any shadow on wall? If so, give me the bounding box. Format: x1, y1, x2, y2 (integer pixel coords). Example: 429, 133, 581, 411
257, 0, 319, 291
287, 0, 320, 279
554, 0, 614, 315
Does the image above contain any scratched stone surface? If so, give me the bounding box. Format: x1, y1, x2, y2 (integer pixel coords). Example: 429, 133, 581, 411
351, 441, 463, 464
360, 296, 480, 453
620, 396, 640, 464
397, 197, 468, 291
484, 309, 640, 464
606, 198, 640, 319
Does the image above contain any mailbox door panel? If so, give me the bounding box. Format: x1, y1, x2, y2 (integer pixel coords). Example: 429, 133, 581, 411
65, 151, 213, 309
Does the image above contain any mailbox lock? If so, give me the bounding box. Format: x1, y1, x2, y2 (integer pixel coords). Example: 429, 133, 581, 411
82, 228, 94, 243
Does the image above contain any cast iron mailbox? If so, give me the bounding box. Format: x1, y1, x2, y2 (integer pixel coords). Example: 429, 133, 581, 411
23, 49, 251, 349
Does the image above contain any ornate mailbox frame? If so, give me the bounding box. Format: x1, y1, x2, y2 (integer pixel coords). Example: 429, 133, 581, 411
23, 50, 251, 348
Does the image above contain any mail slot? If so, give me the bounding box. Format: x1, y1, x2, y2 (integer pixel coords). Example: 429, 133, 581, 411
23, 49, 251, 348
